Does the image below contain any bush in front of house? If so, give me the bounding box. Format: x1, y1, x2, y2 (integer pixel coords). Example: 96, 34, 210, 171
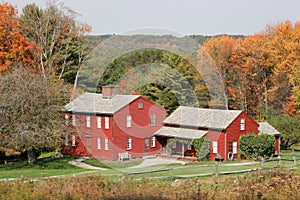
239, 133, 275, 160
192, 138, 211, 161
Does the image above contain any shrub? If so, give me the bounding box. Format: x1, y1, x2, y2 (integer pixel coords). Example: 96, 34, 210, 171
192, 138, 211, 161
239, 133, 275, 160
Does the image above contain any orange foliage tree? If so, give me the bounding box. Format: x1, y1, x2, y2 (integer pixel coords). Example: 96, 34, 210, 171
0, 3, 33, 72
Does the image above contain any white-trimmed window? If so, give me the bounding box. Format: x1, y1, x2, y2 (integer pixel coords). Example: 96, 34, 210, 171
187, 144, 192, 150
151, 136, 156, 147
105, 117, 109, 129
233, 141, 237, 154
138, 102, 143, 109
126, 138, 132, 150
212, 141, 218, 154
86, 115, 91, 128
71, 135, 76, 147
65, 114, 69, 126
97, 138, 102, 150
65, 134, 69, 146
240, 118, 245, 131
105, 138, 109, 150
97, 116, 101, 129
150, 114, 155, 126
126, 115, 132, 128
72, 114, 76, 126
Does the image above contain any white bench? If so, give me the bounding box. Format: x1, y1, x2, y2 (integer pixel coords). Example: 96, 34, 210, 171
118, 152, 131, 161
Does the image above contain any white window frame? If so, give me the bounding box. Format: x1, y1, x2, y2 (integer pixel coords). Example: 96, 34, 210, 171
138, 102, 143, 109
86, 115, 91, 128
187, 144, 192, 150
105, 117, 109, 129
105, 138, 109, 150
233, 141, 237, 154
126, 138, 132, 150
72, 114, 76, 126
150, 114, 155, 126
240, 118, 245, 131
126, 115, 132, 128
65, 114, 69, 126
97, 116, 101, 129
65, 134, 69, 146
97, 138, 102, 150
212, 141, 218, 154
151, 136, 156, 147
71, 135, 76, 147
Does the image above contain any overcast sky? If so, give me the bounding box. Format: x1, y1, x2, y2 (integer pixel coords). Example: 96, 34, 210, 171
6, 0, 300, 36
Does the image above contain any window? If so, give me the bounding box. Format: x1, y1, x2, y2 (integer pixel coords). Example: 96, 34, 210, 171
97, 138, 102, 150
105, 138, 109, 150
126, 138, 132, 150
65, 114, 69, 126
126, 115, 132, 128
72, 114, 76, 126
150, 114, 155, 126
71, 135, 76, 147
187, 144, 192, 150
138, 102, 143, 109
86, 115, 90, 128
233, 142, 237, 154
86, 134, 91, 148
97, 116, 101, 128
65, 134, 69, 146
240, 118, 245, 131
151, 136, 156, 147
105, 117, 109, 129
212, 141, 218, 154
144, 138, 149, 147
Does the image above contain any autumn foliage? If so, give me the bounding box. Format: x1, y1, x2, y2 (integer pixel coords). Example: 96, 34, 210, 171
0, 3, 33, 72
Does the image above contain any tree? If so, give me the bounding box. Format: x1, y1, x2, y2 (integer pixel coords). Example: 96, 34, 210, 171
0, 2, 33, 72
20, 2, 91, 81
239, 133, 275, 160
192, 138, 210, 161
267, 114, 300, 149
0, 68, 69, 164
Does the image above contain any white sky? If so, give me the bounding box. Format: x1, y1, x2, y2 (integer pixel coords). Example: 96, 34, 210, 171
6, 0, 300, 36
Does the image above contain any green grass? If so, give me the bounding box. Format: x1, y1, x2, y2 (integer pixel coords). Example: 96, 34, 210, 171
0, 155, 90, 179
82, 158, 144, 169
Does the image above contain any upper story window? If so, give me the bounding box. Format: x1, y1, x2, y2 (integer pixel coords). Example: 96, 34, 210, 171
240, 118, 245, 131
86, 115, 91, 128
138, 102, 143, 109
97, 116, 101, 129
126, 115, 132, 128
72, 114, 76, 126
105, 117, 109, 129
150, 114, 156, 126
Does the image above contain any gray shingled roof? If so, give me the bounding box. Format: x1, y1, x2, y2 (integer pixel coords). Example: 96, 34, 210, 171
155, 126, 208, 140
258, 122, 281, 135
163, 106, 243, 130
63, 92, 140, 114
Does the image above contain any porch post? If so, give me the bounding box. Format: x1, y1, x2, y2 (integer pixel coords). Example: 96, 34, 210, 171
181, 143, 185, 158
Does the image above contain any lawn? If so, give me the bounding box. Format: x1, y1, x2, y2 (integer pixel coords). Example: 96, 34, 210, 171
0, 155, 90, 179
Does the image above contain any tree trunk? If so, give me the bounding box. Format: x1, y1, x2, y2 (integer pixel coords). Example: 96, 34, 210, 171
27, 149, 37, 164
0, 151, 6, 164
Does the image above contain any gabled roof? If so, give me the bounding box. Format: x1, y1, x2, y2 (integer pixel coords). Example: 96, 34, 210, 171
163, 106, 243, 130
155, 126, 207, 140
258, 122, 281, 135
63, 92, 140, 114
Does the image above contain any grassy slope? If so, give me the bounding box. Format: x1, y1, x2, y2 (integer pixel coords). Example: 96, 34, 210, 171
0, 155, 90, 179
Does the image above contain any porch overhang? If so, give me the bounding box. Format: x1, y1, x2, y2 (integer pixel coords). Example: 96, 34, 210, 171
154, 126, 208, 140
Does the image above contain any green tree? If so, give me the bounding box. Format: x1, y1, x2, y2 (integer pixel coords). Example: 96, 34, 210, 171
267, 114, 300, 149
192, 138, 211, 161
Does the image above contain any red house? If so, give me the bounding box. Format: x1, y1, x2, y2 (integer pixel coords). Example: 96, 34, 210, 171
62, 86, 166, 160
154, 106, 259, 161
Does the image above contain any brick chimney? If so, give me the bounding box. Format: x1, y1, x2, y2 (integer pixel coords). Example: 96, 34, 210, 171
102, 85, 120, 99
